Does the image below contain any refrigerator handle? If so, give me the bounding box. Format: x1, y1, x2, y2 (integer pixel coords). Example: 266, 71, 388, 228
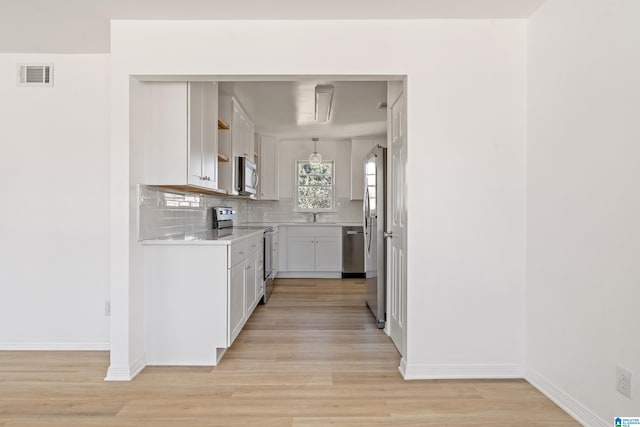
364, 187, 372, 254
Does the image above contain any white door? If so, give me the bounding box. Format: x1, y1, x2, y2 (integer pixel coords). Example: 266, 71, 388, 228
386, 86, 407, 356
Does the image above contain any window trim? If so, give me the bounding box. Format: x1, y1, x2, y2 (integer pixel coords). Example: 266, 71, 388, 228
294, 159, 336, 212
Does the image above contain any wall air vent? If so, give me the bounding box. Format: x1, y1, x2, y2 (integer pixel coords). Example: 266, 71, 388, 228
17, 64, 54, 87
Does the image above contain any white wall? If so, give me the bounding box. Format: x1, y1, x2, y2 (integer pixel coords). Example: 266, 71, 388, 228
406, 23, 527, 378
278, 138, 351, 199
109, 19, 527, 379
0, 54, 110, 349
526, 1, 640, 424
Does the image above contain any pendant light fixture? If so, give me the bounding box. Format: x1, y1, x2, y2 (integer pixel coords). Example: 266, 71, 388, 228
309, 137, 322, 165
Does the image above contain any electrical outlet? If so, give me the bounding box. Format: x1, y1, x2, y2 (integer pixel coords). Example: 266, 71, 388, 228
104, 301, 111, 317
616, 365, 632, 398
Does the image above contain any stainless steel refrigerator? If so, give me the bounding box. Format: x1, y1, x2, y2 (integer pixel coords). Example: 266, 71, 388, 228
363, 145, 386, 329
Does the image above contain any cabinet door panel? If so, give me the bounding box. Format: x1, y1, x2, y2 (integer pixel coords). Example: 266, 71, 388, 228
187, 82, 204, 186
202, 82, 218, 189
243, 121, 252, 158
315, 237, 342, 271
231, 102, 248, 157
244, 253, 257, 314
229, 262, 245, 346
258, 134, 279, 200
287, 237, 315, 271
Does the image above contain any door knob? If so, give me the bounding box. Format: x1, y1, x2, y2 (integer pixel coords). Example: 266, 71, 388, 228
383, 231, 394, 239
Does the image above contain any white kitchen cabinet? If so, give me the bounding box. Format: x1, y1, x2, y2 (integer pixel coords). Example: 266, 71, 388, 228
256, 134, 279, 200
277, 226, 288, 273
228, 233, 263, 346
218, 96, 255, 194
350, 135, 386, 200
244, 252, 258, 313
228, 260, 246, 345
287, 236, 316, 271
284, 226, 342, 275
144, 231, 264, 366
141, 81, 219, 191
315, 236, 342, 271
144, 244, 228, 366
231, 100, 248, 157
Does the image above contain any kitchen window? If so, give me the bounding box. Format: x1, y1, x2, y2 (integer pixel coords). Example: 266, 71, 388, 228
296, 160, 334, 211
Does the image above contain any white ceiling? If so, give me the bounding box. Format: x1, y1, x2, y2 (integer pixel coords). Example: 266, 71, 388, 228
220, 81, 388, 140
0, 0, 546, 53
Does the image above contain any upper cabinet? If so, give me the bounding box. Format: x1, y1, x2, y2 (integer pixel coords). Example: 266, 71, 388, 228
256, 134, 279, 200
140, 81, 220, 191
350, 134, 386, 200
218, 95, 255, 194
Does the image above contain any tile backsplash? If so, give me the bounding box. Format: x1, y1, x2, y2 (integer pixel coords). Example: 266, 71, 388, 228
139, 186, 363, 240
247, 197, 363, 224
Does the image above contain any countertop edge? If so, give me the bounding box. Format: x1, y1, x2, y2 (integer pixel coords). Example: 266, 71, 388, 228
140, 228, 265, 245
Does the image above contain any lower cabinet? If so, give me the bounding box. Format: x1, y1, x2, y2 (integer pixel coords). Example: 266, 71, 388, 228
144, 232, 264, 366
287, 236, 316, 271
228, 260, 246, 347
283, 226, 342, 277
229, 251, 260, 346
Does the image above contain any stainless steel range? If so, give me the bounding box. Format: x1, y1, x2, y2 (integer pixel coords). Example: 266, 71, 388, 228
261, 227, 275, 304
212, 206, 236, 230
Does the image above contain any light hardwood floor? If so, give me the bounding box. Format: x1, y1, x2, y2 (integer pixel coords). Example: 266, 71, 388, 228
0, 278, 578, 426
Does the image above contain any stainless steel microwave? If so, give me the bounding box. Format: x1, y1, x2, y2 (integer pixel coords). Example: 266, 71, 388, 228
236, 156, 258, 196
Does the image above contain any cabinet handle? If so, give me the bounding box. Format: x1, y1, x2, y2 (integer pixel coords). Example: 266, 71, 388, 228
239, 251, 244, 255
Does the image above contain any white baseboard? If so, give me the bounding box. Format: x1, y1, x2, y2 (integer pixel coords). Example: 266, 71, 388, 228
0, 342, 109, 351
277, 272, 342, 279
398, 357, 408, 377
105, 356, 146, 381
400, 362, 524, 379
525, 369, 608, 427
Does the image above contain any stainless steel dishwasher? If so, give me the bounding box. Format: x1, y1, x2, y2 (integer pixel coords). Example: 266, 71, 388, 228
342, 226, 365, 278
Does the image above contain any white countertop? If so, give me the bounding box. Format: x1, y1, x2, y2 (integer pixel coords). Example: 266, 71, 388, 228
141, 228, 266, 245
242, 222, 362, 227
141, 223, 363, 245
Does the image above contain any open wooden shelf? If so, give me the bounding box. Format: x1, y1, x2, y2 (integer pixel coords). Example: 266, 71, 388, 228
217, 153, 230, 163
218, 118, 230, 130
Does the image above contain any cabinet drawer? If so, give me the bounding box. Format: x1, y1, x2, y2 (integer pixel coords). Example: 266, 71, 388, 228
287, 226, 341, 237
229, 238, 248, 267
247, 233, 261, 255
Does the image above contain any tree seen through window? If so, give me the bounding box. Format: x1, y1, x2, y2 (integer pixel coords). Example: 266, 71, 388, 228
296, 161, 334, 210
